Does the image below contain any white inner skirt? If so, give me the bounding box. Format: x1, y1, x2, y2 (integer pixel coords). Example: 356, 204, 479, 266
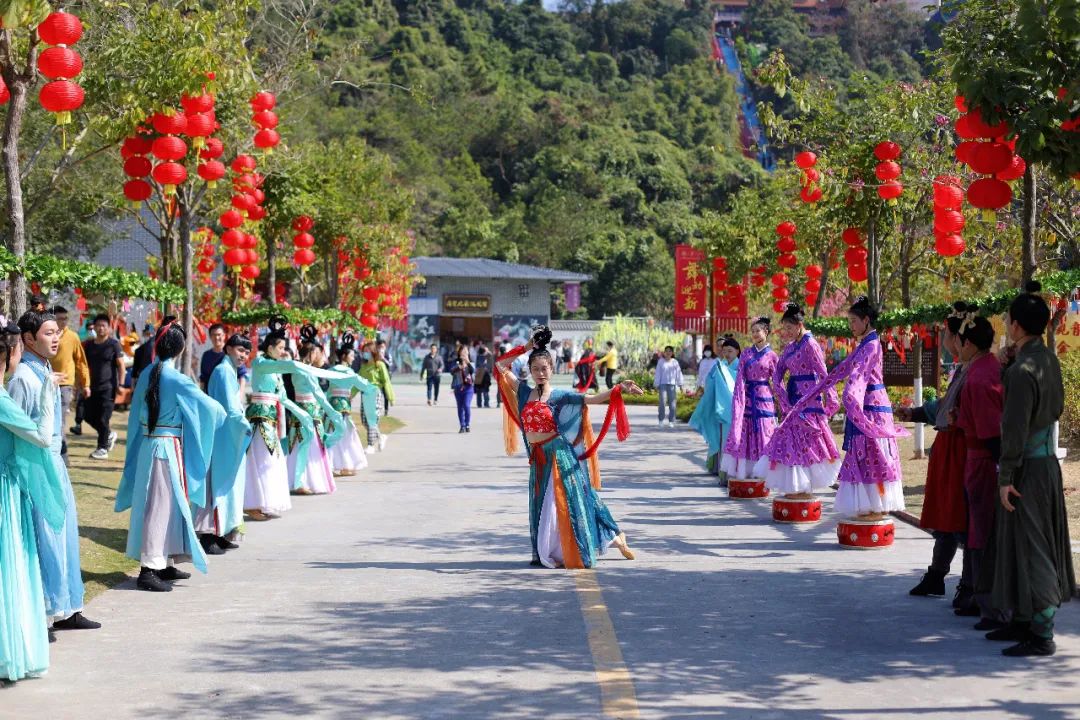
141, 457, 191, 570
244, 433, 292, 515
537, 477, 563, 569
755, 456, 840, 495
835, 479, 906, 517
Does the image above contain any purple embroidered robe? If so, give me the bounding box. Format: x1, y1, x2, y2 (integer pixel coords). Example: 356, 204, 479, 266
722, 344, 778, 468
762, 333, 840, 468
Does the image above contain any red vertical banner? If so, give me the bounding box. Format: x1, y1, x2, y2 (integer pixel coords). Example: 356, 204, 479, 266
715, 275, 749, 335
674, 244, 707, 332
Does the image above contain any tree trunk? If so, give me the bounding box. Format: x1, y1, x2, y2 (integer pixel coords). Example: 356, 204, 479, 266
1021, 163, 1037, 284
178, 196, 195, 378
813, 246, 832, 319
867, 217, 881, 308
2, 76, 29, 318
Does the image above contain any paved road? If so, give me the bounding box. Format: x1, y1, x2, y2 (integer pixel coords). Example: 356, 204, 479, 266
3, 380, 1078, 719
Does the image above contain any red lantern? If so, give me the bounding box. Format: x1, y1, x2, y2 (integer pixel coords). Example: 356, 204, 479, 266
968, 142, 1013, 175
800, 185, 823, 203
219, 210, 244, 229
184, 112, 215, 141
250, 91, 277, 111
122, 136, 153, 157
751, 274, 766, 288
933, 210, 965, 234
935, 233, 966, 257
0, 78, 8, 105
293, 249, 316, 266
877, 181, 903, 201
362, 286, 381, 301
37, 46, 83, 79
996, 155, 1027, 182
874, 141, 901, 161
221, 229, 244, 248
200, 137, 224, 160
247, 205, 267, 221
152, 162, 187, 193
223, 248, 246, 267
842, 228, 864, 246
151, 135, 187, 161
251, 188, 266, 204
201, 244, 215, 258
844, 247, 868, 266
772, 301, 787, 314
240, 265, 261, 280
777, 253, 798, 268
197, 258, 215, 274
965, 108, 1009, 139
292, 216, 315, 232
254, 129, 281, 151
933, 176, 964, 209
38, 80, 84, 124
794, 151, 817, 169
802, 167, 820, 185
776, 221, 797, 236
197, 160, 226, 185
776, 236, 797, 253
967, 177, 1012, 211
252, 110, 279, 129
231, 194, 256, 212
293, 232, 315, 249
37, 11, 84, 46
362, 301, 379, 315
123, 156, 152, 178
152, 112, 187, 136
358, 267, 372, 280
123, 179, 152, 202
771, 272, 788, 287
712, 257, 726, 271
805, 264, 823, 280
231, 155, 257, 173
847, 264, 868, 283
874, 161, 901, 181
805, 279, 821, 294
181, 92, 214, 114
361, 314, 378, 328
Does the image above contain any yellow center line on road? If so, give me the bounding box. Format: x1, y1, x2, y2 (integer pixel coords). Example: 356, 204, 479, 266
574, 571, 640, 719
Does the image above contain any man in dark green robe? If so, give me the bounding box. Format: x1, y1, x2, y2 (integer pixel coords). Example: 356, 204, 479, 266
988, 283, 1076, 657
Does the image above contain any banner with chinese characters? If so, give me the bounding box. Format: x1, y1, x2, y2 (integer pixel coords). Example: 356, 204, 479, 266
564, 282, 581, 312
1052, 303, 1080, 356
713, 274, 749, 335
674, 244, 706, 331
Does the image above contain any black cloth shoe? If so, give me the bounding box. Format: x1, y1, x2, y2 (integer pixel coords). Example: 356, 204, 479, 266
216, 536, 240, 550
69, 425, 82, 436
199, 535, 225, 555
909, 570, 946, 597
465, 426, 471, 432
156, 566, 191, 582
986, 623, 1031, 642
953, 584, 973, 609
1002, 636, 1056, 657
53, 612, 101, 630
137, 568, 172, 592
974, 618, 1006, 632
48, 628, 57, 643
954, 604, 980, 617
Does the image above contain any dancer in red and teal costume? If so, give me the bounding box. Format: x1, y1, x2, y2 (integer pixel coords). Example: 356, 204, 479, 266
719, 317, 779, 480
496, 326, 640, 569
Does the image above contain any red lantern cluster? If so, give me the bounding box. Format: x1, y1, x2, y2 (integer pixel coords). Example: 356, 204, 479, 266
873, 141, 903, 201
953, 98, 1017, 218
794, 151, 822, 203
36, 11, 85, 125
770, 271, 789, 313
251, 92, 281, 153
750, 265, 767, 288
121, 134, 154, 203
932, 174, 966, 258
292, 215, 317, 268
196, 228, 217, 276
804, 264, 822, 308
219, 157, 265, 280
775, 221, 798, 269
842, 227, 868, 284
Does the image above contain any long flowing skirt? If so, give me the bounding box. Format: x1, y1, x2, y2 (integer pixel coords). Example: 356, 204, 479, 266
719, 419, 776, 479
288, 434, 336, 495
529, 436, 619, 569
1, 474, 49, 681
328, 412, 368, 474
835, 436, 905, 516
30, 460, 83, 621
919, 427, 967, 533
754, 411, 840, 493
244, 432, 291, 516
125, 436, 202, 571
193, 454, 247, 538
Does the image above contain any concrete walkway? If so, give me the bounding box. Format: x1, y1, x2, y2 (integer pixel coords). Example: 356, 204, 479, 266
3, 380, 1078, 719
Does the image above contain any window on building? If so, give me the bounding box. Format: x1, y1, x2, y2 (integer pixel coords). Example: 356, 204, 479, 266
414, 282, 427, 298
518, 283, 529, 298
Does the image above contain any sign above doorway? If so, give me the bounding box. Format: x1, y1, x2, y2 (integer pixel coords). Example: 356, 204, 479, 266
443, 294, 491, 313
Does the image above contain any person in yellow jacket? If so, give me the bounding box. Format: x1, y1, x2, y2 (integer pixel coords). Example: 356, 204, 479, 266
49, 306, 89, 465
596, 341, 619, 389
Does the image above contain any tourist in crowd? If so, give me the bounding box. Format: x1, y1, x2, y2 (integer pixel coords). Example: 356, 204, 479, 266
0, 321, 70, 680
574, 342, 599, 393
695, 344, 718, 396
131, 324, 155, 386
986, 281, 1075, 657
12, 310, 99, 633
475, 344, 492, 408
421, 343, 444, 406
653, 345, 684, 428
450, 345, 475, 433
49, 305, 89, 466
596, 341, 619, 389
359, 341, 393, 452
116, 321, 225, 592
82, 314, 125, 460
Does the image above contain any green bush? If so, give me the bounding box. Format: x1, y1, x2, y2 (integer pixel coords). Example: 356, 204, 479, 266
1060, 351, 1080, 447
624, 369, 655, 392
621, 388, 699, 423
593, 316, 688, 373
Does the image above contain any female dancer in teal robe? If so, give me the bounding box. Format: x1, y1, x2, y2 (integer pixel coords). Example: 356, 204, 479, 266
496, 326, 641, 569
327, 333, 378, 476
116, 321, 225, 592
0, 323, 67, 681
287, 326, 347, 495
688, 335, 740, 482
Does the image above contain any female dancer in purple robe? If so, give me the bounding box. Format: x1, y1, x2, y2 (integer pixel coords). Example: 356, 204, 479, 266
754, 303, 840, 498
784, 297, 906, 519
719, 316, 778, 480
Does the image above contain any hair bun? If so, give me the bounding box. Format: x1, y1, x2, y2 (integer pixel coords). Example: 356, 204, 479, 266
2, 322, 20, 336
267, 315, 288, 335
952, 300, 968, 312
1025, 280, 1042, 293
531, 325, 552, 350
340, 332, 355, 351
300, 324, 317, 343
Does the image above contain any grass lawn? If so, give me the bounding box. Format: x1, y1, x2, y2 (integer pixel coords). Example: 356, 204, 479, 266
70, 409, 404, 602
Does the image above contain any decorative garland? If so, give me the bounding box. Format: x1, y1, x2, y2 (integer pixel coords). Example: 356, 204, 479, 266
0, 248, 185, 304
805, 268, 1080, 337
221, 305, 365, 331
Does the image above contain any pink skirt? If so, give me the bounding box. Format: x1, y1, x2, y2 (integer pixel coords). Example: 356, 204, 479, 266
288, 435, 337, 495
328, 414, 368, 474
244, 433, 292, 516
